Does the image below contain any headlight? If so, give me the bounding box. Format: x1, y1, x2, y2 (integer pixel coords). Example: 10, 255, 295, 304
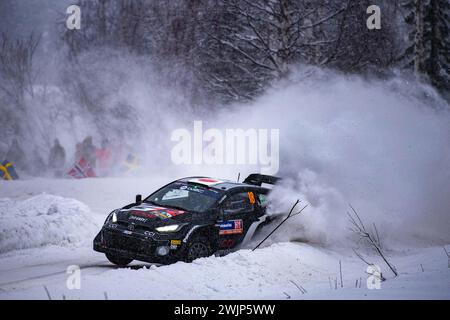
105, 210, 119, 224
156, 224, 183, 233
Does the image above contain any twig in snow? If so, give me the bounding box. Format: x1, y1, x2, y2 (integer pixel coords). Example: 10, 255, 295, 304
353, 248, 372, 265
348, 204, 398, 277
443, 247, 450, 257
253, 199, 308, 251
104, 292, 109, 300
339, 260, 343, 288
328, 276, 333, 290
443, 247, 450, 268
373, 223, 382, 249
289, 280, 307, 294
43, 286, 52, 300
283, 292, 291, 299
420, 264, 424, 272
353, 248, 386, 282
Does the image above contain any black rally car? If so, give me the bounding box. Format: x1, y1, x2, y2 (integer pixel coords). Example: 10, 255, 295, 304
94, 174, 280, 266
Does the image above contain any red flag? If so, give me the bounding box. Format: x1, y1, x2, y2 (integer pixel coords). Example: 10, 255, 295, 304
67, 158, 96, 179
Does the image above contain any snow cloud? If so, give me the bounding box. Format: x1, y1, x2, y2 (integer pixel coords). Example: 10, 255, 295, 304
225, 67, 450, 248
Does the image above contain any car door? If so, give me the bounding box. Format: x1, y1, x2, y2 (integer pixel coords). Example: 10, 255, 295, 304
217, 190, 258, 249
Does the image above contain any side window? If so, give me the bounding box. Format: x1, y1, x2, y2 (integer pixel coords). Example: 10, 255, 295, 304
258, 193, 268, 208
222, 192, 254, 215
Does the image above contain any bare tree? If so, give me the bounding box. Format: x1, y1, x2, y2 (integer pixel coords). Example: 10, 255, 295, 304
347, 204, 398, 277
196, 0, 347, 102
324, 0, 401, 72
193, 0, 401, 102
403, 0, 450, 92
59, 0, 406, 104
0, 33, 40, 109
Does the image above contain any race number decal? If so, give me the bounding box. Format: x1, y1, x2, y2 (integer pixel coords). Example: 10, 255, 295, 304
247, 191, 255, 204
218, 219, 243, 235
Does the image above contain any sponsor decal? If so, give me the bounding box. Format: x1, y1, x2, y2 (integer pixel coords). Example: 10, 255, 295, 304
220, 239, 235, 247
154, 211, 172, 219
123, 205, 165, 212
125, 205, 185, 220
188, 178, 225, 186
198, 178, 218, 183
167, 209, 185, 216
129, 210, 157, 218
218, 219, 243, 235
129, 215, 148, 223
171, 240, 182, 246
154, 210, 184, 219
179, 183, 221, 196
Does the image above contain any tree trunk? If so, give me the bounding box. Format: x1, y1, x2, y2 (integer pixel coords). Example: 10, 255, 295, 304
429, 0, 440, 81
414, 0, 426, 75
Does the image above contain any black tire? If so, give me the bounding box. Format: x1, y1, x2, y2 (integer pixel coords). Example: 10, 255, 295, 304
185, 235, 213, 262
105, 253, 133, 267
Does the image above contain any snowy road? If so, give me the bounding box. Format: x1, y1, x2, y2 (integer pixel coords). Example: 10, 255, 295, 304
0, 245, 155, 294
0, 251, 105, 292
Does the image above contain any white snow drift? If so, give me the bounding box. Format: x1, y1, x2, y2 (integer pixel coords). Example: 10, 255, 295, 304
0, 194, 98, 253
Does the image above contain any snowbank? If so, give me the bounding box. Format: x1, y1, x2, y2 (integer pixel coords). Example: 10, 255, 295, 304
83, 243, 450, 300
0, 194, 99, 253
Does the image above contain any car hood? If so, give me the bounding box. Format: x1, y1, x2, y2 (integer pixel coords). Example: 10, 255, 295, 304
116, 203, 192, 228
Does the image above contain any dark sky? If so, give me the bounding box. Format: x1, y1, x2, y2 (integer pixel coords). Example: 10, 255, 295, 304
0, 0, 72, 38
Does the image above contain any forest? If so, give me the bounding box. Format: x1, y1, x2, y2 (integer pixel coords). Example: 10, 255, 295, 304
0, 0, 449, 175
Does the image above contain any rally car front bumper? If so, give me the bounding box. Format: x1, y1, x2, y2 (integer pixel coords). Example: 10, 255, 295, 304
93, 223, 187, 264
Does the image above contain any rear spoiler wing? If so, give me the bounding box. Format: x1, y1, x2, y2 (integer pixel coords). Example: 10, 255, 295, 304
243, 174, 281, 186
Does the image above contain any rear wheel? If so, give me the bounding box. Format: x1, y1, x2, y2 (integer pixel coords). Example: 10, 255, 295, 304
186, 236, 213, 262
105, 253, 133, 267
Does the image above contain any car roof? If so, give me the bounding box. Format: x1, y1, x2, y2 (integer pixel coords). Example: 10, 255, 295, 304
177, 176, 267, 192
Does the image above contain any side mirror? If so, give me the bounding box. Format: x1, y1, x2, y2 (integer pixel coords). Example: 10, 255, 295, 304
135, 194, 142, 204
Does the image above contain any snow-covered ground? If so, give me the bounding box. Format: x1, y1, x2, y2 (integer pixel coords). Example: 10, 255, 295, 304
0, 178, 449, 300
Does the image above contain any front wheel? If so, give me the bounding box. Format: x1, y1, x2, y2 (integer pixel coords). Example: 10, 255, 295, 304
105, 253, 133, 267
185, 236, 213, 262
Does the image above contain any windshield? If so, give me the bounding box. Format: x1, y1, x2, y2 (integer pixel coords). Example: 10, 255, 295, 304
144, 181, 223, 213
